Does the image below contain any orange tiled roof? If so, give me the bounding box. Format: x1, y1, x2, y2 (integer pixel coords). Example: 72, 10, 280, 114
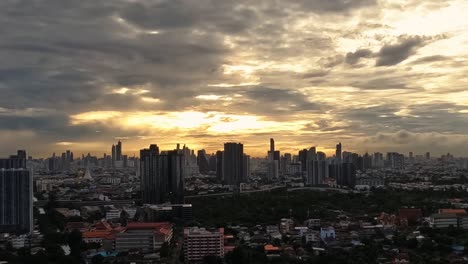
264, 244, 280, 251
82, 230, 112, 238
439, 209, 466, 214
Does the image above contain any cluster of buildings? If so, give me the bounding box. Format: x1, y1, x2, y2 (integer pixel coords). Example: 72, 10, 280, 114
2, 141, 468, 263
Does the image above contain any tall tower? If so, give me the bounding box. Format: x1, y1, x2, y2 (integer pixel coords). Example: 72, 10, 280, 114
270, 138, 275, 160
159, 150, 185, 204
216, 151, 224, 182
140, 144, 160, 204
336, 142, 342, 163
116, 141, 122, 161
223, 143, 245, 186
0, 151, 33, 234
111, 144, 116, 167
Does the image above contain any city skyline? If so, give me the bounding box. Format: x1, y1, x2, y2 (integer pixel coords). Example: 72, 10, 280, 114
1, 1, 468, 157
3, 138, 464, 160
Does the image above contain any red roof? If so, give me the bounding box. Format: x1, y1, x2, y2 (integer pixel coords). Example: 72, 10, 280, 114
398, 208, 422, 221
264, 245, 280, 251
126, 222, 172, 230
439, 209, 466, 214
83, 230, 112, 239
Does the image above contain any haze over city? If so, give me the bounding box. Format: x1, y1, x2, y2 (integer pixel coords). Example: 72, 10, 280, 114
1, 0, 468, 157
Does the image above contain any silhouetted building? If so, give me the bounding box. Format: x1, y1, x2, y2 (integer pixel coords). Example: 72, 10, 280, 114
140, 145, 160, 204
197, 150, 210, 175
223, 143, 245, 186
216, 151, 223, 182
336, 142, 342, 163
116, 141, 122, 161
208, 154, 217, 172
159, 150, 185, 204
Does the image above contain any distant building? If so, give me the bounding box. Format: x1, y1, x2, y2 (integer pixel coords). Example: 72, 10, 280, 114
184, 227, 225, 263
216, 151, 223, 182
197, 149, 210, 175
335, 142, 342, 163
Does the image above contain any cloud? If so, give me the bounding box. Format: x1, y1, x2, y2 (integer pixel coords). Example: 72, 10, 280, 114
0, 0, 467, 157
375, 35, 435, 66
345, 49, 374, 65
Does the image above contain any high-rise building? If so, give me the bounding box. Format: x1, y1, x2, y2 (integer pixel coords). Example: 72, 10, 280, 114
197, 150, 210, 175
140, 145, 160, 204
341, 163, 356, 188
159, 150, 185, 204
111, 144, 116, 167
267, 139, 279, 181
362, 153, 372, 171
0, 150, 27, 169
140, 145, 185, 204
116, 141, 122, 161
0, 151, 33, 234
425, 152, 431, 160
215, 151, 223, 182
298, 149, 308, 175
243, 154, 250, 182
373, 152, 384, 168
208, 154, 217, 172
335, 142, 342, 163
280, 153, 292, 174
223, 143, 245, 186
387, 152, 405, 169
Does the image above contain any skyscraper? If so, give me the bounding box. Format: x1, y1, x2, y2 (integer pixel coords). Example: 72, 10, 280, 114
140, 144, 160, 204
223, 143, 245, 186
197, 149, 210, 175
116, 141, 122, 161
159, 150, 185, 204
0, 151, 33, 234
267, 139, 279, 181
215, 151, 223, 182
336, 142, 342, 163
112, 144, 116, 167
140, 145, 185, 204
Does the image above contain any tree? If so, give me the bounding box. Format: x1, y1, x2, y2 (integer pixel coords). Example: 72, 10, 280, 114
203, 255, 223, 264
91, 254, 104, 264
67, 229, 83, 259
160, 242, 170, 258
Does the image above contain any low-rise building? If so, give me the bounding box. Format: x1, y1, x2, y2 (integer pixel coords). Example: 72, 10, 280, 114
431, 213, 458, 228
115, 222, 173, 253
184, 227, 224, 263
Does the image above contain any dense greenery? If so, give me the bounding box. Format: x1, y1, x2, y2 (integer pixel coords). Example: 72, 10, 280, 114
187, 188, 457, 227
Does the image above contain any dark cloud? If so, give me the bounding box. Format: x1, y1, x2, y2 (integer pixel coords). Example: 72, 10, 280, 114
411, 55, 451, 64
0, 0, 465, 156
375, 35, 432, 66
345, 49, 374, 65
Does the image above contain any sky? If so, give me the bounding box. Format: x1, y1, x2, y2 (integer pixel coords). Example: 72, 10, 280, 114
0, 0, 468, 158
